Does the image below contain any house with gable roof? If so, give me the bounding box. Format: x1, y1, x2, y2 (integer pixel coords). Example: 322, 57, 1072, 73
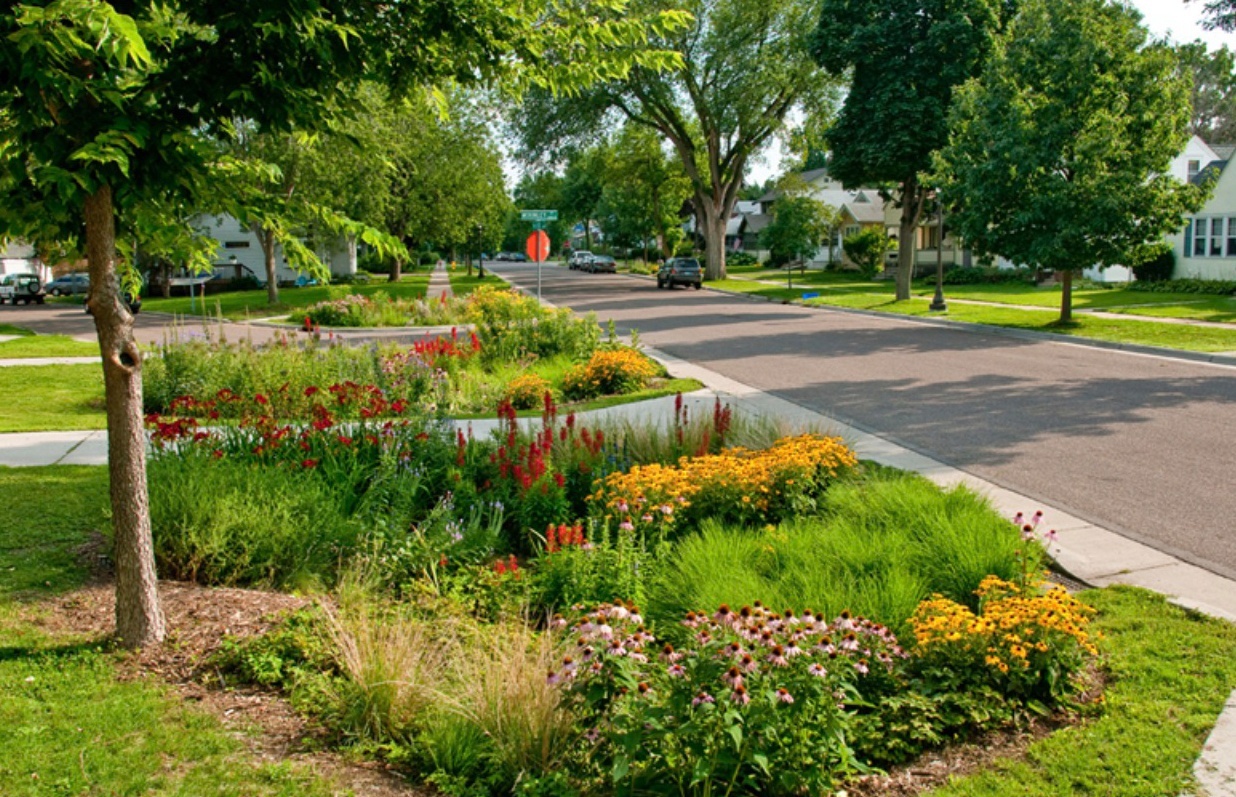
1168, 135, 1236, 280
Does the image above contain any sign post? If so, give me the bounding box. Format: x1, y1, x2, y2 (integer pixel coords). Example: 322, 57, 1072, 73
520, 210, 557, 300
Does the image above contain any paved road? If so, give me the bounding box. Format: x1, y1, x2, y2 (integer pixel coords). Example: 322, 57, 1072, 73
497, 261, 1236, 580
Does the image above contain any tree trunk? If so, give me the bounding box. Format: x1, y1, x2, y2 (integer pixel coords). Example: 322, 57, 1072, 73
255, 225, 280, 304
85, 185, 165, 650
159, 262, 170, 299
700, 201, 728, 281
390, 257, 403, 282
896, 177, 926, 301
1060, 268, 1074, 323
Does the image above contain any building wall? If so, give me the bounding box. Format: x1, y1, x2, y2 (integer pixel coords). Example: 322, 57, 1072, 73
193, 215, 356, 282
1172, 163, 1236, 280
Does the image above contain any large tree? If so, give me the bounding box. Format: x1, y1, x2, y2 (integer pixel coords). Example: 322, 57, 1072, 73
1191, 0, 1236, 31
515, 0, 838, 281
600, 124, 691, 259
1177, 41, 1236, 144
810, 0, 1003, 301
934, 0, 1208, 323
0, 0, 683, 649
760, 177, 837, 266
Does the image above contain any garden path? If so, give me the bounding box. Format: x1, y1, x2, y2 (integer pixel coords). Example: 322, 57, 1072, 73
426, 261, 451, 301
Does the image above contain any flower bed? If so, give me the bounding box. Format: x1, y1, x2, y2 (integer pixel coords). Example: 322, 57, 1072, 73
294, 290, 465, 327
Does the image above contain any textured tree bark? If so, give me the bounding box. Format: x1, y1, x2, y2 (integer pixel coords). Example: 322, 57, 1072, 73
1060, 268, 1074, 323
84, 185, 165, 650
896, 176, 927, 301
390, 257, 403, 282
253, 225, 280, 304
700, 200, 728, 281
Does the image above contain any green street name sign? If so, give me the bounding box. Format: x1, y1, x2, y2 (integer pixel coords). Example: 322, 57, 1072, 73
520, 209, 559, 222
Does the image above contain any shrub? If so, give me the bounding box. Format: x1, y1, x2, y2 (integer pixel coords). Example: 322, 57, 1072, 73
727, 251, 759, 266
298, 291, 468, 328
465, 286, 600, 363
551, 602, 905, 796
842, 228, 891, 277
504, 374, 553, 410
526, 520, 661, 615
590, 434, 858, 539
560, 347, 659, 400
1131, 248, 1174, 282
937, 265, 1036, 285
1128, 277, 1236, 295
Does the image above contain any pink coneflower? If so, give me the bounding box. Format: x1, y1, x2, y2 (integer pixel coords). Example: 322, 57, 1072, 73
692, 692, 715, 707
597, 623, 614, 639
740, 653, 758, 673
584, 727, 601, 743
840, 633, 860, 652
696, 630, 712, 646
730, 685, 750, 705
668, 663, 686, 678
724, 642, 744, 658
854, 659, 870, 675
1012, 511, 1024, 526
1033, 510, 1044, 528
776, 687, 794, 704
784, 641, 804, 658
619, 520, 634, 531
1022, 524, 1035, 541
608, 604, 630, 620
637, 682, 651, 695
661, 644, 682, 663
617, 500, 629, 513
1046, 528, 1059, 543
767, 645, 789, 667
550, 614, 567, 630
641, 514, 654, 523
546, 668, 562, 685
808, 663, 828, 678
561, 656, 578, 675
607, 639, 627, 656
722, 666, 744, 688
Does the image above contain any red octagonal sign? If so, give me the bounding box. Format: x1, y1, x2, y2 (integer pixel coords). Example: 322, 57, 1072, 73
526, 230, 550, 262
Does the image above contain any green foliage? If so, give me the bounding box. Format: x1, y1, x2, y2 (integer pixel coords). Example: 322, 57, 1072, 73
760, 188, 836, 265
214, 609, 337, 689
646, 471, 1033, 635
148, 449, 361, 588
526, 520, 662, 614
1131, 248, 1176, 282
842, 228, 891, 277
1178, 41, 1236, 143
726, 251, 759, 266
937, 266, 1036, 286
1127, 277, 1236, 294
935, 0, 1209, 321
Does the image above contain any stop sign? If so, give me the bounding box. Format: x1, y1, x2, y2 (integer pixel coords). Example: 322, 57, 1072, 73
526, 230, 550, 262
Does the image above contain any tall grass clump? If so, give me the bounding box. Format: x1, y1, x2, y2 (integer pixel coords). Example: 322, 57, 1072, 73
647, 471, 1033, 634
148, 450, 359, 588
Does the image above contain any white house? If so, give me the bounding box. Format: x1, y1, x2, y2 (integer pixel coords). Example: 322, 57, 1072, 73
0, 241, 45, 278
1170, 153, 1236, 280
192, 214, 358, 284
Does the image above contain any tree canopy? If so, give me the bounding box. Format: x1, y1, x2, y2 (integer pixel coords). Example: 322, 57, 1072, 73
0, 0, 686, 649
810, 0, 1004, 300
934, 0, 1208, 322
513, 0, 839, 280
1177, 41, 1236, 144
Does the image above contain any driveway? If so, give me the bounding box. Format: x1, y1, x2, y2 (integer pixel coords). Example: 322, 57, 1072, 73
494, 261, 1236, 580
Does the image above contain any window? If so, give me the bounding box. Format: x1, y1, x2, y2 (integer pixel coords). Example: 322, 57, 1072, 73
1195, 218, 1208, 256
1228, 218, 1236, 257
1212, 218, 1224, 256
1187, 216, 1236, 258
223, 241, 250, 249
1188, 159, 1201, 181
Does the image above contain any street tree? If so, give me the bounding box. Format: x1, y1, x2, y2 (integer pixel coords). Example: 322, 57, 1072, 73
842, 228, 891, 278
509, 171, 570, 253
515, 0, 839, 281
934, 0, 1208, 323
562, 148, 608, 251
1177, 41, 1236, 144
810, 0, 1004, 301
0, 0, 685, 649
600, 124, 691, 260
760, 178, 837, 266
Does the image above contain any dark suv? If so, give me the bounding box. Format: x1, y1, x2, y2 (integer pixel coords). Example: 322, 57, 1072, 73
657, 257, 703, 290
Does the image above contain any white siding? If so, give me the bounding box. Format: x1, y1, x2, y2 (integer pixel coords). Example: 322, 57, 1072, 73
1171, 162, 1236, 280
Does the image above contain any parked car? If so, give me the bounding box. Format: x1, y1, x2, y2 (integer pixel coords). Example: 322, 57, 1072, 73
568, 250, 594, 270
657, 257, 703, 290
494, 251, 529, 262
44, 273, 91, 296
0, 273, 45, 305
588, 255, 617, 274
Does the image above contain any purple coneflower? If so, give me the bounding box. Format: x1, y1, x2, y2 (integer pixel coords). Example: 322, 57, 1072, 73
692, 692, 715, 707
730, 685, 750, 705
668, 663, 686, 677
808, 663, 827, 678
776, 687, 794, 704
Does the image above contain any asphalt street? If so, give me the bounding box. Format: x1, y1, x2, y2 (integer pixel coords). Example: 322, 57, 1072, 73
497, 261, 1236, 580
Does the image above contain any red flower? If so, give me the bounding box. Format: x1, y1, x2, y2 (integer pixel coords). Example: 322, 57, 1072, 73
304, 386, 320, 397
337, 435, 353, 446
302, 458, 319, 468
254, 394, 269, 405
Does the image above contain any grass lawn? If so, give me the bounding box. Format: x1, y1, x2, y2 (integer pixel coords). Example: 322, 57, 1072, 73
927, 586, 1236, 796
141, 273, 432, 320
0, 465, 342, 796
0, 334, 99, 359
712, 272, 1236, 352
0, 364, 106, 432
448, 269, 506, 296
1104, 295, 1236, 324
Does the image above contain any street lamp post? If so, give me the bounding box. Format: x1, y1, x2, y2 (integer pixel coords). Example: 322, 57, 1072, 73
929, 197, 947, 312
477, 224, 485, 279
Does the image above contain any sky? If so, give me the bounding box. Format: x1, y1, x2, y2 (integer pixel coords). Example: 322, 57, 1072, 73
744, 0, 1235, 184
